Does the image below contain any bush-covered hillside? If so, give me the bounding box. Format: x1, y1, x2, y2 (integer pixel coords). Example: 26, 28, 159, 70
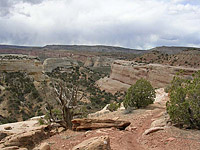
0, 72, 44, 124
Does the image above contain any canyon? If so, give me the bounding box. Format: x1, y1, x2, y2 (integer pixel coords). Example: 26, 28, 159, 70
97, 60, 199, 93
1, 44, 200, 150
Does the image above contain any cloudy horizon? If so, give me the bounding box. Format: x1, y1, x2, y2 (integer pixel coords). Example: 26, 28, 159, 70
0, 0, 200, 49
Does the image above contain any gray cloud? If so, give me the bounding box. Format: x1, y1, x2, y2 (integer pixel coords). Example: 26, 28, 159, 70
0, 0, 46, 17
0, 0, 200, 49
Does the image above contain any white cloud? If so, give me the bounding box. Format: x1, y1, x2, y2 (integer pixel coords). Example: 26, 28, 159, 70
0, 0, 200, 49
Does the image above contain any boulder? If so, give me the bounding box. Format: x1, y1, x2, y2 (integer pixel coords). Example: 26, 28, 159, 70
39, 142, 50, 150
143, 127, 165, 135
72, 118, 131, 131
2, 125, 51, 149
72, 136, 111, 150
151, 118, 166, 128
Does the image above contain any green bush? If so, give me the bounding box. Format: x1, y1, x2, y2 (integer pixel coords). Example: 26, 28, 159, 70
123, 78, 155, 109
107, 102, 120, 112
166, 72, 200, 129
38, 118, 45, 125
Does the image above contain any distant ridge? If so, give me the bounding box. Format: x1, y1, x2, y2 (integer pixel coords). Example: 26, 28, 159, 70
0, 44, 199, 55
0, 44, 145, 55
43, 45, 145, 54
149, 46, 200, 54
0, 45, 41, 50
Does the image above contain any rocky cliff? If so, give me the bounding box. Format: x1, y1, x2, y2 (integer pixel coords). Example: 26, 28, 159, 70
0, 54, 44, 81
43, 57, 79, 72
84, 57, 114, 67
97, 60, 199, 93
43, 56, 114, 71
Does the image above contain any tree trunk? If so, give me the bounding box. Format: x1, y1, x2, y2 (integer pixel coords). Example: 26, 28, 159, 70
63, 106, 73, 129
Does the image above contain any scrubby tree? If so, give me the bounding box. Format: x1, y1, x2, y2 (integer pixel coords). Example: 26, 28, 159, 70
166, 71, 200, 129
123, 78, 155, 109
45, 66, 85, 129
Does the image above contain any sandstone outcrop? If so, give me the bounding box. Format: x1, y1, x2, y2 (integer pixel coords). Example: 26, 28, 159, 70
96, 77, 130, 94
72, 136, 111, 150
38, 142, 50, 150
0, 131, 11, 141
0, 54, 44, 81
84, 57, 114, 67
43, 57, 78, 72
72, 118, 131, 131
88, 104, 110, 118
0, 125, 51, 150
97, 60, 198, 93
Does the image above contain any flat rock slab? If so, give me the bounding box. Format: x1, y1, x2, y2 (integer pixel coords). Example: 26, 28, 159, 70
1, 125, 51, 150
143, 127, 165, 135
72, 136, 111, 150
72, 118, 131, 131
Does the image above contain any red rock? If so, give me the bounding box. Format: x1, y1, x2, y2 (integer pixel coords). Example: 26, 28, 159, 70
72, 118, 131, 131
72, 136, 111, 150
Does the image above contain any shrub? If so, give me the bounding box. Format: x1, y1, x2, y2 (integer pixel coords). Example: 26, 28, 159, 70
107, 102, 120, 112
166, 72, 200, 129
123, 78, 155, 109
38, 118, 45, 125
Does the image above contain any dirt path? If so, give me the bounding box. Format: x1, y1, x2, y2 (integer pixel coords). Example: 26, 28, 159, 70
39, 89, 200, 150
42, 104, 165, 150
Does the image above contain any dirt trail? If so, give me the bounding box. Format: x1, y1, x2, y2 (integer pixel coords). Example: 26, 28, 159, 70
40, 89, 200, 150
43, 102, 166, 150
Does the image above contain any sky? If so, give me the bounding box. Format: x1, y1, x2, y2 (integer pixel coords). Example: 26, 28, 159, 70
0, 0, 200, 49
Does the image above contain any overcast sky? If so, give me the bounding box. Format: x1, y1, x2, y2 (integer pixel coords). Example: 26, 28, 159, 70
0, 0, 200, 49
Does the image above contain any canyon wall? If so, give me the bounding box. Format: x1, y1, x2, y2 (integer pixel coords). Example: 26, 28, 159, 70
43, 57, 79, 72
84, 57, 114, 67
97, 60, 199, 94
0, 54, 44, 81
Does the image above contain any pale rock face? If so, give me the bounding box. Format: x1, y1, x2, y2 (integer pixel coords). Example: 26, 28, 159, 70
84, 57, 114, 67
38, 142, 50, 150
43, 57, 78, 72
0, 125, 51, 150
88, 104, 110, 118
97, 60, 198, 93
72, 136, 111, 150
155, 88, 168, 103
84, 57, 94, 67
96, 77, 130, 94
0, 54, 44, 81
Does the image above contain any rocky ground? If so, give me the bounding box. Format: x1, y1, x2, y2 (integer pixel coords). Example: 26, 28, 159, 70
38, 88, 200, 150
1, 89, 200, 150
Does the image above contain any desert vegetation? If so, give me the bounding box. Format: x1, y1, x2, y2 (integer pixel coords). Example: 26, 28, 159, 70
0, 71, 43, 124
166, 71, 200, 129
123, 78, 155, 109
134, 50, 200, 68
44, 66, 124, 129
